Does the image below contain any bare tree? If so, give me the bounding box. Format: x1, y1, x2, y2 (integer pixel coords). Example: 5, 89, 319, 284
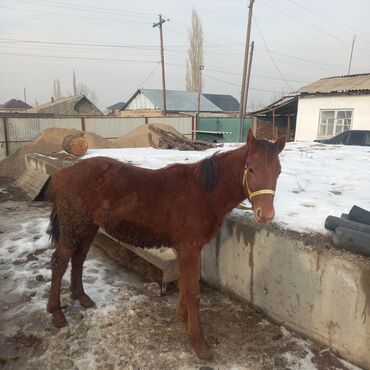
77, 82, 98, 104
53, 79, 62, 99
186, 8, 204, 92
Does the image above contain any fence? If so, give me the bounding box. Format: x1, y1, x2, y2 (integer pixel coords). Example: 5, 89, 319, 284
197, 117, 252, 143
0, 115, 195, 160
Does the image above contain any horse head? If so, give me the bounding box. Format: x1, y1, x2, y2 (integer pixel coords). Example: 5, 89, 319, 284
244, 129, 285, 224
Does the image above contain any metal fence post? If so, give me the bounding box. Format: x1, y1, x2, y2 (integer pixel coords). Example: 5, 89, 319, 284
81, 117, 86, 132
2, 117, 10, 157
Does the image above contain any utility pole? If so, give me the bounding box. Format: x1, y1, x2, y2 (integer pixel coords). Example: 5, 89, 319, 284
23, 87, 28, 112
243, 41, 255, 120
196, 65, 204, 130
153, 14, 168, 116
347, 34, 356, 75
239, 0, 255, 142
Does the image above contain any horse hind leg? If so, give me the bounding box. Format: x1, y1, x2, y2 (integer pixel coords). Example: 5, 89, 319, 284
47, 244, 73, 328
70, 224, 98, 308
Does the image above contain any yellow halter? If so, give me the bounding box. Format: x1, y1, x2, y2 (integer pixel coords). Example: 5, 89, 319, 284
242, 167, 275, 200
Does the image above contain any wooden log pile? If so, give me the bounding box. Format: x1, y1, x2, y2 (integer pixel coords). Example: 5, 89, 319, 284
62, 133, 88, 156
147, 124, 218, 151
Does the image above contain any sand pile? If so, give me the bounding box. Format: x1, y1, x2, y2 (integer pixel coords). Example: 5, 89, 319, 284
113, 123, 185, 148
0, 128, 115, 179
0, 124, 185, 180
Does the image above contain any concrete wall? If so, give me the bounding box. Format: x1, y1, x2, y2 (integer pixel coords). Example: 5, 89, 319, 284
295, 94, 370, 141
201, 214, 370, 370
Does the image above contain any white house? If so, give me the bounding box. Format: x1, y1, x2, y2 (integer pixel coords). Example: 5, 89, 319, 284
295, 73, 370, 141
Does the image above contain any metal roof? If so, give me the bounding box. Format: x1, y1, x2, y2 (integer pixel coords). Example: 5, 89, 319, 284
297, 73, 370, 94
0, 99, 32, 109
251, 95, 298, 116
140, 89, 222, 112
203, 93, 240, 111
29, 95, 103, 115
107, 101, 126, 110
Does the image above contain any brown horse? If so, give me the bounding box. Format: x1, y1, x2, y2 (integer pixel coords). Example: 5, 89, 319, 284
46, 129, 285, 360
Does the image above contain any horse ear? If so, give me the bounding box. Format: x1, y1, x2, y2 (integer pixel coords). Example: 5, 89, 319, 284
275, 136, 286, 153
246, 129, 257, 152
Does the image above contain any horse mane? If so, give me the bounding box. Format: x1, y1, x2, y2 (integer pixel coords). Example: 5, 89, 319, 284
253, 139, 278, 164
198, 153, 219, 192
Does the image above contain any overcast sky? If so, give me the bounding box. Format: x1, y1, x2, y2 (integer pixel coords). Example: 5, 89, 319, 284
0, 0, 370, 111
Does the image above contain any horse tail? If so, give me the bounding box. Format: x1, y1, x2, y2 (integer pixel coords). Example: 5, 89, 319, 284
46, 176, 59, 247
47, 205, 60, 248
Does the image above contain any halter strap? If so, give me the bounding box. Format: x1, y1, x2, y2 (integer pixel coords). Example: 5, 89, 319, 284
242, 167, 275, 200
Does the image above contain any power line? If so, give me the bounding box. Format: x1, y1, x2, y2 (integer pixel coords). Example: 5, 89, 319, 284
202, 72, 285, 93
259, 0, 350, 47
11, 0, 156, 18
0, 51, 159, 64
252, 15, 293, 90
284, 0, 370, 41
0, 6, 152, 24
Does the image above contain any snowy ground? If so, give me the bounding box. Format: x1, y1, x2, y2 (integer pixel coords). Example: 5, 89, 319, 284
84, 142, 370, 234
0, 202, 361, 370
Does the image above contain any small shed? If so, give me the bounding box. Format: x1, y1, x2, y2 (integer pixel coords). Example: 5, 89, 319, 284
107, 101, 126, 116
251, 95, 298, 141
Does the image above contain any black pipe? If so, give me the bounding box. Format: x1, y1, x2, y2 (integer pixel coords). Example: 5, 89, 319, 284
333, 227, 370, 257
349, 205, 370, 226
325, 215, 370, 234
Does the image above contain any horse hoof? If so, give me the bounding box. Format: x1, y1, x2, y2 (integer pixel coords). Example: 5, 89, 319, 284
52, 312, 68, 328
196, 348, 213, 361
78, 294, 95, 309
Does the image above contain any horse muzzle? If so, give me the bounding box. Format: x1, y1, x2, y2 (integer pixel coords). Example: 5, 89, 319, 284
254, 205, 275, 224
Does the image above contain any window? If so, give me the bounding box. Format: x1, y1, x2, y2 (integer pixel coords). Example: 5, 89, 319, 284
347, 131, 363, 145
318, 109, 353, 138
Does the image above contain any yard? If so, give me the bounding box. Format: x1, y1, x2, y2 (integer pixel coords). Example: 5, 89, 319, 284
1, 141, 369, 369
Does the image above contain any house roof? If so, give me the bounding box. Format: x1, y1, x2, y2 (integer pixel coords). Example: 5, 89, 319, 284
251, 95, 298, 116
126, 89, 223, 112
0, 99, 32, 109
107, 101, 126, 110
203, 93, 240, 111
29, 95, 103, 115
297, 73, 370, 95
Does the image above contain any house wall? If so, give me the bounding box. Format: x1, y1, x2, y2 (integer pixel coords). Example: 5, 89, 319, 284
125, 93, 157, 110
295, 94, 370, 141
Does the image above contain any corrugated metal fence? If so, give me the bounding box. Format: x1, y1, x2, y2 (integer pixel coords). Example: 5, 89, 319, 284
0, 116, 194, 160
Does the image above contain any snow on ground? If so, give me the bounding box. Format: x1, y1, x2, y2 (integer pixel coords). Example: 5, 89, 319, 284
83, 142, 370, 234
0, 202, 361, 369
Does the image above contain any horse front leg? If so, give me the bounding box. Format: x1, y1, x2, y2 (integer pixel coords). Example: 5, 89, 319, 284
177, 246, 212, 361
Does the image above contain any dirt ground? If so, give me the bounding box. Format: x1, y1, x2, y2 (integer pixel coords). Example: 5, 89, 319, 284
0, 193, 361, 369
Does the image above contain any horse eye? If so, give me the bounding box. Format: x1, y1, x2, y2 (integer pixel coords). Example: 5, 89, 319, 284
249, 168, 254, 174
